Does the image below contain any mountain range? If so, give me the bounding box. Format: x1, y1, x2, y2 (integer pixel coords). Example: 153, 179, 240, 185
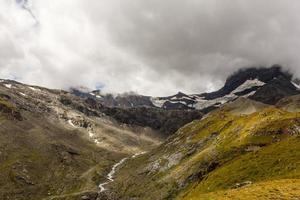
1, 65, 300, 200
71, 65, 300, 112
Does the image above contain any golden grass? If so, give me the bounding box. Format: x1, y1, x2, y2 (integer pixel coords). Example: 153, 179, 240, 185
181, 179, 300, 200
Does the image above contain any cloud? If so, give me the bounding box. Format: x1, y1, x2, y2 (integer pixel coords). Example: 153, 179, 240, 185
1, 0, 300, 96
16, 0, 38, 23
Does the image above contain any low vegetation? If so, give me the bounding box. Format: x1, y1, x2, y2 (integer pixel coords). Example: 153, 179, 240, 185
109, 104, 300, 199
0, 112, 125, 200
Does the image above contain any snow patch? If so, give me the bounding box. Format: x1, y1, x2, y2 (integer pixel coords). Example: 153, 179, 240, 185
195, 93, 236, 110
68, 120, 76, 127
165, 100, 189, 106
195, 79, 264, 110
151, 97, 167, 107
132, 151, 146, 158
88, 131, 94, 137
232, 79, 265, 94
242, 91, 256, 98
292, 81, 300, 90
151, 79, 263, 110
28, 86, 41, 92
88, 129, 100, 145
19, 92, 27, 97
170, 96, 193, 101
4, 84, 12, 89
181, 96, 194, 101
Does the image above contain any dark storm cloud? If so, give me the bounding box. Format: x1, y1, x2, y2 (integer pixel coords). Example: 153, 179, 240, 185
1, 0, 300, 95
96, 0, 300, 79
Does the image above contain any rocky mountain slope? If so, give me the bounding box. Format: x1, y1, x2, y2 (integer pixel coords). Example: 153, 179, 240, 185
0, 80, 165, 200
106, 96, 300, 200
1, 66, 300, 200
72, 65, 300, 112
0, 77, 205, 200
59, 93, 202, 137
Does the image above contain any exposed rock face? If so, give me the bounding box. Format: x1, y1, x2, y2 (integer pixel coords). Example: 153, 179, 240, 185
71, 65, 300, 111
58, 94, 203, 136
250, 75, 299, 104
276, 94, 300, 112
0, 97, 23, 120
203, 65, 292, 100
100, 107, 203, 136
71, 89, 155, 108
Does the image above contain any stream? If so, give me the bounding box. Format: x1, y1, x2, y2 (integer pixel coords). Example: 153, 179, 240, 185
99, 152, 146, 193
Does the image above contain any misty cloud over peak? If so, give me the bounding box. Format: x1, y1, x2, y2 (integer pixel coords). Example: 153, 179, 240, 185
0, 0, 300, 96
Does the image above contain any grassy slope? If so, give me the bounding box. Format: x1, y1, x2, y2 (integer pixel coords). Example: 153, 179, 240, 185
0, 86, 164, 200
182, 179, 300, 200
178, 137, 300, 199
0, 108, 125, 200
110, 105, 300, 199
178, 107, 300, 199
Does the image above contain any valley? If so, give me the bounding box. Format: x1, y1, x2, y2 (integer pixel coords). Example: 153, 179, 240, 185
1, 66, 300, 200
2, 0, 300, 199
0, 80, 163, 200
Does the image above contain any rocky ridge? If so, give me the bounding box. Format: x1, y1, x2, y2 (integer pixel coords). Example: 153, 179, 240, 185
72, 65, 300, 112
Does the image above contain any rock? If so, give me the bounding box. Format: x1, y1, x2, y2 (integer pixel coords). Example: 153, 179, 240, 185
145, 159, 162, 174
161, 153, 183, 171
0, 99, 23, 120
80, 192, 98, 200
245, 146, 261, 152
234, 181, 253, 188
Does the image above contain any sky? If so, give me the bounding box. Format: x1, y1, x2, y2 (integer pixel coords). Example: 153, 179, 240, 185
1, 0, 300, 96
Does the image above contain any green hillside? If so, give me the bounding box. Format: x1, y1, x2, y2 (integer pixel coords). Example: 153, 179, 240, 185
109, 99, 300, 199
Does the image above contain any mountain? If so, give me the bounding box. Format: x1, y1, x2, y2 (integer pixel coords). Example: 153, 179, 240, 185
60, 93, 202, 137
70, 90, 156, 108
106, 97, 300, 200
0, 79, 166, 200
0, 78, 203, 199
72, 65, 300, 112
276, 94, 300, 112
1, 65, 300, 200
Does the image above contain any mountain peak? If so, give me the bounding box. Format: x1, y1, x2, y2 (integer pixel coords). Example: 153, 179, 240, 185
226, 65, 292, 87
204, 65, 293, 100
175, 91, 188, 97
69, 65, 299, 111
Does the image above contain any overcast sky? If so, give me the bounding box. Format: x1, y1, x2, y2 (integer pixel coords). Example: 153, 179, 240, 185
1, 0, 300, 96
